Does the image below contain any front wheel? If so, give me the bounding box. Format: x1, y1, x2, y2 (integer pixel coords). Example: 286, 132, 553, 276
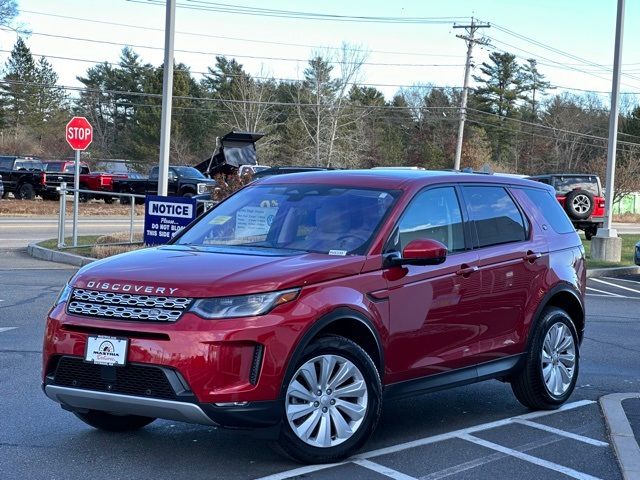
277, 336, 382, 464
511, 307, 579, 410
73, 410, 156, 431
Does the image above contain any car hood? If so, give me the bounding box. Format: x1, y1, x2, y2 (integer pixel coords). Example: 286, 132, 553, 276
71, 245, 366, 297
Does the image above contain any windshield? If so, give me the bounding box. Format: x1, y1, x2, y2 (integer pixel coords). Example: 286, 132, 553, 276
176, 184, 398, 255
174, 166, 205, 179
553, 176, 600, 196
14, 159, 44, 171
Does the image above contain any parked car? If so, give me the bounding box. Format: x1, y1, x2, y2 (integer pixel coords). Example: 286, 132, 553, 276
43, 170, 585, 463
113, 165, 217, 204
528, 174, 605, 239
43, 160, 120, 203
252, 165, 331, 179
0, 173, 4, 198
0, 155, 47, 200
635, 241, 640, 266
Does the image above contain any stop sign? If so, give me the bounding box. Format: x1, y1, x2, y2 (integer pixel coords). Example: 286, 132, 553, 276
65, 116, 93, 151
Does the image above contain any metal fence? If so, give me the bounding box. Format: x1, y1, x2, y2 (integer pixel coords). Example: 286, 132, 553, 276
56, 183, 215, 250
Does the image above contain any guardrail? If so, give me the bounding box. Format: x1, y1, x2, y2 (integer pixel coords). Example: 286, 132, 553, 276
56, 183, 215, 250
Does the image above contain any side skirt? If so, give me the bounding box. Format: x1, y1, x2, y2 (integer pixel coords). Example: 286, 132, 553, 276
383, 354, 525, 400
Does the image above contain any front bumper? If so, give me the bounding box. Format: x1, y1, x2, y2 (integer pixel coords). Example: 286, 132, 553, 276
43, 384, 281, 428
42, 298, 313, 428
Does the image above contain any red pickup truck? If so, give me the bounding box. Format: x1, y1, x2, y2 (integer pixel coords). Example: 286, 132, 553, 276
43, 160, 121, 203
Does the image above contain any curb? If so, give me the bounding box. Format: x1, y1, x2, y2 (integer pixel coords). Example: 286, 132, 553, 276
600, 393, 640, 480
27, 242, 95, 267
587, 266, 640, 278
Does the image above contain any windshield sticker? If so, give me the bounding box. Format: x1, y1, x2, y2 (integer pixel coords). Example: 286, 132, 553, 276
328, 249, 348, 256
236, 206, 278, 237
210, 215, 232, 225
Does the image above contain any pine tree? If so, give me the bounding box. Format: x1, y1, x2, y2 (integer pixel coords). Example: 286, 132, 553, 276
1, 37, 38, 128
521, 59, 553, 119
471, 51, 525, 164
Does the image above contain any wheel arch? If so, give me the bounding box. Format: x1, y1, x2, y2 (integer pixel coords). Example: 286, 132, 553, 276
279, 307, 384, 396
529, 283, 585, 348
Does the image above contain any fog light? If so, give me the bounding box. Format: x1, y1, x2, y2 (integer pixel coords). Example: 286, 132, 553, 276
214, 401, 249, 407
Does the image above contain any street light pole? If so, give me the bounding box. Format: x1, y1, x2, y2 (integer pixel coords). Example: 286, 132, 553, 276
158, 0, 176, 197
592, 0, 625, 262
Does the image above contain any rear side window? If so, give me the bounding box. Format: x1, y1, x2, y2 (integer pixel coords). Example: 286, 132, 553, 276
463, 186, 527, 248
393, 186, 465, 253
0, 158, 13, 169
517, 187, 575, 234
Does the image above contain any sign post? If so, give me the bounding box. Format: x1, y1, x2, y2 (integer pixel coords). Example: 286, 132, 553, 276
65, 116, 93, 247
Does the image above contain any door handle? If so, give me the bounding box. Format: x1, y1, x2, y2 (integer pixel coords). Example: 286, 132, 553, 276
456, 265, 478, 277
523, 251, 542, 263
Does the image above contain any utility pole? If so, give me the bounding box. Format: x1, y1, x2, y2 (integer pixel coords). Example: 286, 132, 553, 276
592, 0, 625, 262
453, 18, 490, 171
158, 0, 176, 196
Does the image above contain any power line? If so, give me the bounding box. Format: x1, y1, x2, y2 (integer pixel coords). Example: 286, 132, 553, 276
21, 9, 462, 58
128, 0, 467, 24
4, 29, 465, 68
5, 78, 638, 148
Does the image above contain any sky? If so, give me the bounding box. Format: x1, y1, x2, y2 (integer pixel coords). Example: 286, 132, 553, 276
3, 0, 640, 102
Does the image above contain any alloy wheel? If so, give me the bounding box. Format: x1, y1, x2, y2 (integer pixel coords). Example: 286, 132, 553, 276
541, 322, 576, 397
285, 354, 368, 448
571, 194, 591, 214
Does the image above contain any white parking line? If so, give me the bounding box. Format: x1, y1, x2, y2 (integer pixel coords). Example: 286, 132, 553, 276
255, 400, 596, 480
604, 277, 640, 285
511, 419, 608, 447
586, 286, 624, 297
0, 327, 17, 333
458, 434, 601, 480
591, 278, 640, 295
352, 459, 418, 480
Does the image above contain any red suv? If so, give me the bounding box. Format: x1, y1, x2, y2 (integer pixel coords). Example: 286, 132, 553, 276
529, 174, 605, 239
43, 170, 585, 463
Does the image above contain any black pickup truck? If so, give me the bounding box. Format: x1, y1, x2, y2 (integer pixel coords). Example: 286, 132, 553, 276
0, 156, 48, 200
112, 165, 217, 204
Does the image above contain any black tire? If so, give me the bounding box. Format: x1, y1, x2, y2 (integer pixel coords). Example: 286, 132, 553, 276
73, 410, 156, 432
103, 196, 114, 204
276, 335, 382, 464
79, 185, 90, 203
511, 307, 579, 410
584, 225, 598, 240
120, 194, 131, 205
16, 183, 35, 200
182, 191, 194, 198
564, 189, 594, 220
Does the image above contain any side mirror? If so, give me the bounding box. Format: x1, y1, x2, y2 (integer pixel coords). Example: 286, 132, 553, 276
386, 238, 447, 267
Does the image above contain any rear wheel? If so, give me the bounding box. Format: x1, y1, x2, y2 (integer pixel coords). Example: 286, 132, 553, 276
511, 307, 579, 410
584, 225, 598, 240
16, 183, 35, 200
73, 410, 156, 431
277, 336, 382, 464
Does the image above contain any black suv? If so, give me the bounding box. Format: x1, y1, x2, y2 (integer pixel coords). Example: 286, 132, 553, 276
529, 174, 605, 239
0, 156, 48, 200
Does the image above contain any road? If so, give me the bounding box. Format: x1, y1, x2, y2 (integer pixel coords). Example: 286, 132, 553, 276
0, 216, 144, 248
1, 249, 638, 479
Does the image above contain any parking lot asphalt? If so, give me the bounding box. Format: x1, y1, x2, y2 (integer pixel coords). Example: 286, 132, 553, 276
1, 251, 639, 480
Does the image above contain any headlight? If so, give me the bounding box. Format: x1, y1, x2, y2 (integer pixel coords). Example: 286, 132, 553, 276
54, 284, 73, 306
197, 183, 207, 194
190, 288, 300, 319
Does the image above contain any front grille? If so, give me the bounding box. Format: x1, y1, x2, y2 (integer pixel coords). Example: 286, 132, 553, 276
53, 356, 177, 400
67, 288, 191, 322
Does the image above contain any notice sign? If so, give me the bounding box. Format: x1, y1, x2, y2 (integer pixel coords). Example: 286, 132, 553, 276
144, 195, 197, 245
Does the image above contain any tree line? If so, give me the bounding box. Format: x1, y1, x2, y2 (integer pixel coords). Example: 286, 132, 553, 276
1, 37, 640, 197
